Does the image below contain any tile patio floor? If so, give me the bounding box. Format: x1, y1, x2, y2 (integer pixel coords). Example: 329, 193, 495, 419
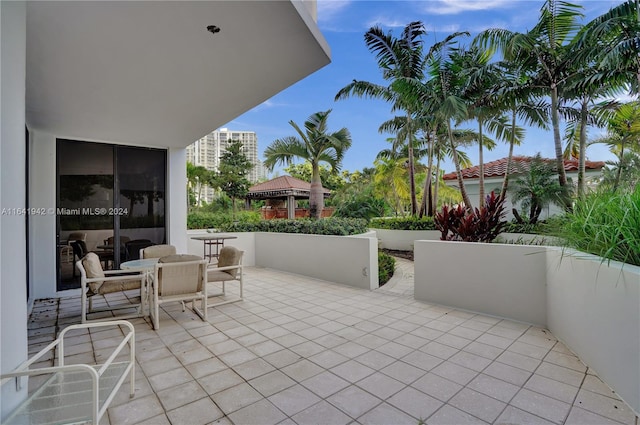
27, 264, 638, 425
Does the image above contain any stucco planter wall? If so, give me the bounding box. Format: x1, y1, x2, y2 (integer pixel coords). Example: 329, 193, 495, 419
414, 240, 548, 325
373, 228, 440, 251
546, 248, 640, 415
187, 230, 378, 290
255, 232, 378, 290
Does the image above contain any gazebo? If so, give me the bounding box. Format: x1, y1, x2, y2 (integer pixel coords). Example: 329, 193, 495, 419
246, 175, 331, 219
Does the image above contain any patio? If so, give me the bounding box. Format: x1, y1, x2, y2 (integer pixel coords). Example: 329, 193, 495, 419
27, 265, 636, 425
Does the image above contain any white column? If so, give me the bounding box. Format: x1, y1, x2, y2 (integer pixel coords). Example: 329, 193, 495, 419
1, 1, 29, 418
168, 148, 188, 253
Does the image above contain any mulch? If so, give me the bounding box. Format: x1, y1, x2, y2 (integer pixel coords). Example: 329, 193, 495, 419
381, 248, 413, 261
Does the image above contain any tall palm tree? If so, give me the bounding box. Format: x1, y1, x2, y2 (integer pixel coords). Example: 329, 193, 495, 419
263, 110, 352, 219
590, 101, 640, 191
476, 0, 585, 210
424, 39, 473, 209
576, 0, 640, 94
457, 45, 506, 207
335, 21, 426, 215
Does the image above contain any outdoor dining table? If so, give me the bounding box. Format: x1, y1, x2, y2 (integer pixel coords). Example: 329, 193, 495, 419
120, 258, 160, 316
191, 234, 238, 263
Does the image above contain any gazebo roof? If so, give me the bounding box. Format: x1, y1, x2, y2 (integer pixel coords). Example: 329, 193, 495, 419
247, 175, 330, 199
442, 156, 606, 181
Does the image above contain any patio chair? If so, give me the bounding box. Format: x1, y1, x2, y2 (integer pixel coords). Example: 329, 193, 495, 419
205, 246, 244, 307
76, 252, 146, 323
149, 254, 207, 329
124, 239, 154, 261
141, 244, 176, 259
71, 240, 114, 276
60, 232, 86, 263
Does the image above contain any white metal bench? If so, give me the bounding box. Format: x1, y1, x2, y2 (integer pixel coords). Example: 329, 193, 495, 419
1, 320, 135, 424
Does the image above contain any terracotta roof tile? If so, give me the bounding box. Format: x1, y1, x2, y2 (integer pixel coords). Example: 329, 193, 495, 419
248, 175, 330, 195
442, 156, 606, 180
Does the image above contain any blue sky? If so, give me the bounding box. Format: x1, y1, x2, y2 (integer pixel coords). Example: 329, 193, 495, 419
223, 0, 625, 176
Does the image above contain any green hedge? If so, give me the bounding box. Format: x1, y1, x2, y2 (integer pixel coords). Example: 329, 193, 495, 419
370, 216, 436, 230
378, 251, 396, 285
187, 211, 261, 230
218, 217, 369, 236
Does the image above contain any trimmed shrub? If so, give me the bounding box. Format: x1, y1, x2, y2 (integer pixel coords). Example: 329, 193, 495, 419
218, 217, 369, 236
187, 211, 261, 230
378, 251, 396, 286
370, 216, 436, 230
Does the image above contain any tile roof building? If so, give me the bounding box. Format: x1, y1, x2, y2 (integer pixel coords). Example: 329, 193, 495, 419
443, 156, 605, 220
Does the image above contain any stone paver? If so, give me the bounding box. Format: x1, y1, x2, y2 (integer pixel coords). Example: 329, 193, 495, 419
27, 265, 637, 424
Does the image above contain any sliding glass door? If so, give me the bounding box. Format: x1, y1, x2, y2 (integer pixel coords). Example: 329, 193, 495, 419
57, 140, 166, 291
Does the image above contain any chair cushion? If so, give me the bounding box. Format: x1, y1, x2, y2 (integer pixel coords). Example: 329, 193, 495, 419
217, 247, 242, 278
159, 254, 203, 263
143, 244, 176, 259
82, 252, 105, 293
92, 279, 141, 296
207, 269, 235, 282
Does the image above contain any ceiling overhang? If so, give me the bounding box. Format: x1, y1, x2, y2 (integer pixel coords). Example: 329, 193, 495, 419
26, 1, 330, 148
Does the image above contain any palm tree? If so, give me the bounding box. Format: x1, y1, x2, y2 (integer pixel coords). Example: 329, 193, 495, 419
424, 39, 473, 209
590, 101, 640, 191
186, 162, 210, 208
510, 154, 570, 224
263, 110, 352, 219
335, 21, 426, 215
457, 45, 507, 208
476, 0, 585, 210
576, 0, 640, 94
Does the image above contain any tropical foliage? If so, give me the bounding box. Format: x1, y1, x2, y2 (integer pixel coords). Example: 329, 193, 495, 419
556, 186, 640, 266
509, 154, 572, 224
214, 140, 253, 216
434, 191, 507, 242
264, 110, 352, 219
378, 252, 396, 285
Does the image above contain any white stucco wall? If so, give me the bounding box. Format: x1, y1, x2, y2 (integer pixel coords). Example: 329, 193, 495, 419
414, 240, 548, 326
255, 232, 378, 290
373, 229, 440, 251
546, 249, 640, 415
1, 1, 29, 418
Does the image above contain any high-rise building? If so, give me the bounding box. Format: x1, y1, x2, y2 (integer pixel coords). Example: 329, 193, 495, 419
187, 128, 266, 203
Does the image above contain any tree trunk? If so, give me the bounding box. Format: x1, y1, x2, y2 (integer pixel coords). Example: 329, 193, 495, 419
551, 85, 571, 211
448, 120, 473, 210
406, 116, 417, 216
613, 139, 626, 192
578, 95, 588, 197
434, 156, 441, 210
478, 118, 485, 208
500, 109, 517, 200
419, 132, 435, 217
309, 163, 324, 219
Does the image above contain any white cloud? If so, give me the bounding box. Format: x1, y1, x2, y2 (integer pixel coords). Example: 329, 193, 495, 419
424, 0, 512, 15
317, 0, 352, 20
365, 16, 408, 29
